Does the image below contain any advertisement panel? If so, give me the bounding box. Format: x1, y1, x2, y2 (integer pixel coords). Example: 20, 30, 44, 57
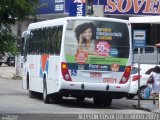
64, 19, 130, 72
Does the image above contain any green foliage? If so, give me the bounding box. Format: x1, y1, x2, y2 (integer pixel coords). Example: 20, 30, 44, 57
0, 0, 38, 24
0, 24, 17, 54
0, 0, 38, 54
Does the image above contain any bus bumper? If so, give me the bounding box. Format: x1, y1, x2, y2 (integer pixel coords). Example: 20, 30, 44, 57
59, 81, 130, 98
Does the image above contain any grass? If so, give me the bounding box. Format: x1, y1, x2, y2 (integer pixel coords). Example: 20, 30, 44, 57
12, 74, 22, 80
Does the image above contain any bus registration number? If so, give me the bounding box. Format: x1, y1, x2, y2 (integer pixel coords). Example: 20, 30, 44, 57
90, 72, 102, 77
103, 78, 116, 83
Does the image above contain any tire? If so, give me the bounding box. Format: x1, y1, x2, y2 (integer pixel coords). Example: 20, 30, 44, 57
94, 97, 112, 107
29, 90, 35, 98
77, 97, 85, 102
126, 94, 136, 99
105, 98, 112, 106
6, 58, 11, 66
43, 78, 49, 104
139, 86, 147, 100
0, 63, 2, 66
8, 61, 12, 66
51, 94, 62, 104
93, 97, 106, 107
94, 97, 103, 106
26, 74, 29, 90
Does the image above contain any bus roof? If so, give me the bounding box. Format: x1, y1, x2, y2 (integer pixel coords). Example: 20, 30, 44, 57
27, 17, 129, 30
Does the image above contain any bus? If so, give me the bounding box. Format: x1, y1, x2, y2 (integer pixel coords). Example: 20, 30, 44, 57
22, 17, 132, 106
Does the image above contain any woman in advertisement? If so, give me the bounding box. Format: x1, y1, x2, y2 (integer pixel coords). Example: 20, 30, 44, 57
74, 22, 98, 55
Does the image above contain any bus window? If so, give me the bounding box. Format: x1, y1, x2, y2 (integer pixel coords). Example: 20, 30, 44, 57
50, 27, 57, 54
55, 26, 63, 55
21, 37, 25, 56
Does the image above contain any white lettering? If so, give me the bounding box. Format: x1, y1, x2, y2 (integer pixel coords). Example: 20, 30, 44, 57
74, 0, 85, 3
55, 4, 64, 11
55, 0, 64, 3
77, 4, 83, 16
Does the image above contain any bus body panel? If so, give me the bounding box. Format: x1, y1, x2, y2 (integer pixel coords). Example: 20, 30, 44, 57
23, 54, 61, 94
47, 56, 61, 94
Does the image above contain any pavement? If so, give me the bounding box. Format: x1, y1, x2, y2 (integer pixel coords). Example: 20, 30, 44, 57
0, 64, 16, 79
0, 64, 160, 114
141, 104, 160, 113
132, 99, 160, 113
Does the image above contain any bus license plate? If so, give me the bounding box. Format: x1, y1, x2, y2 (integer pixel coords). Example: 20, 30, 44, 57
90, 72, 102, 77
103, 78, 116, 83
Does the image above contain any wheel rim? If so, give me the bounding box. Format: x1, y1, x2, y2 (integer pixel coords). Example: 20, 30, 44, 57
140, 88, 145, 99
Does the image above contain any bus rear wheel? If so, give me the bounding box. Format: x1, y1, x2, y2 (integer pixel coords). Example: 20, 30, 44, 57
94, 97, 105, 107
105, 98, 112, 106
94, 97, 112, 107
43, 79, 49, 104
29, 90, 35, 98
51, 94, 62, 104
77, 97, 85, 102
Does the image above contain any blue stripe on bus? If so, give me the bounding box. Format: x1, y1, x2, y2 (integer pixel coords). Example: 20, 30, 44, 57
40, 59, 49, 78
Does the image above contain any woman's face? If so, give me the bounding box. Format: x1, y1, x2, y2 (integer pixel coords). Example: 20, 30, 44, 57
83, 28, 92, 40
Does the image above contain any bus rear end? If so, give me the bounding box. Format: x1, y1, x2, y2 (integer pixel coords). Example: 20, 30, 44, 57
61, 17, 131, 105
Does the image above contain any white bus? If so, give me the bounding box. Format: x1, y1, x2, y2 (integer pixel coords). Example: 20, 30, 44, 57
22, 17, 132, 106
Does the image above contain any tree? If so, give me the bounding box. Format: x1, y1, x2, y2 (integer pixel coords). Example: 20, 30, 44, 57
0, 25, 17, 54
0, 0, 38, 54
